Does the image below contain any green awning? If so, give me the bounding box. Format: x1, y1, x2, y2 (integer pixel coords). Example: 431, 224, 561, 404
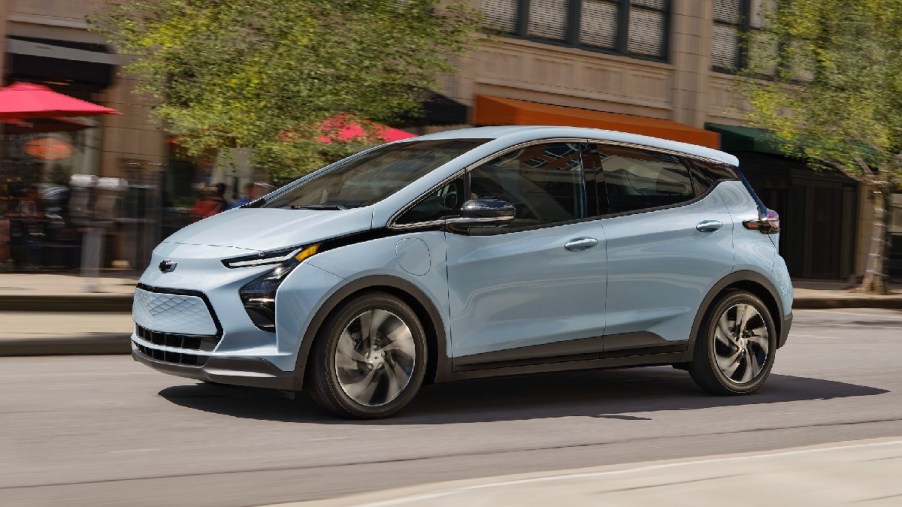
705, 123, 786, 156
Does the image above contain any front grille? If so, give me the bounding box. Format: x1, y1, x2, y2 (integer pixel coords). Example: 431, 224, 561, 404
133, 286, 220, 337
135, 342, 207, 367
136, 324, 219, 352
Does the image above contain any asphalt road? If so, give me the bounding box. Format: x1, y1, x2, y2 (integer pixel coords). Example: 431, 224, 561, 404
2, 309, 900, 507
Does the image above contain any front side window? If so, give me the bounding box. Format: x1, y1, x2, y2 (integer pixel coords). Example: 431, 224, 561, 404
469, 142, 586, 229
597, 145, 694, 213
396, 178, 466, 225
262, 139, 488, 210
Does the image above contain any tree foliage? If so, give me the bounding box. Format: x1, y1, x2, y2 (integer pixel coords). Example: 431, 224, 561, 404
739, 0, 901, 178
93, 0, 479, 182
738, 0, 901, 292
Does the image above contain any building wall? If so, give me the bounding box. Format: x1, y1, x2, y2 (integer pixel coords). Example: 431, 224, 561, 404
452, 0, 746, 128
2, 0, 165, 270
450, 0, 868, 279
0, 4, 6, 84
7, 0, 104, 28
3, 0, 165, 179
0, 0, 876, 279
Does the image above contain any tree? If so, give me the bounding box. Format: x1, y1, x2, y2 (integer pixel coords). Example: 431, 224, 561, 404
92, 0, 479, 183
737, 0, 901, 293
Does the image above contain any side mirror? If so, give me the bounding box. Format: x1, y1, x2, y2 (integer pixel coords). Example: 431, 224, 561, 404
445, 198, 515, 227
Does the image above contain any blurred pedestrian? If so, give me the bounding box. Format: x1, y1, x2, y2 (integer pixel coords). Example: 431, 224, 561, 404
190, 186, 225, 221
226, 182, 259, 209
17, 185, 44, 217
214, 182, 229, 209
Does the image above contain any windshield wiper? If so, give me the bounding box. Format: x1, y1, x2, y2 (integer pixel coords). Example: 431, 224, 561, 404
290, 204, 347, 210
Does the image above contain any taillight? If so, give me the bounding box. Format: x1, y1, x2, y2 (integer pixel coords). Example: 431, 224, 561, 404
743, 209, 780, 234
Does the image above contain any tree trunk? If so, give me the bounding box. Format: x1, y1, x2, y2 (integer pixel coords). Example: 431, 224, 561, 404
859, 180, 890, 294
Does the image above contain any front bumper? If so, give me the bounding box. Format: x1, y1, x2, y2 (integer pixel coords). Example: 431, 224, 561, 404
132, 342, 296, 390
131, 282, 297, 390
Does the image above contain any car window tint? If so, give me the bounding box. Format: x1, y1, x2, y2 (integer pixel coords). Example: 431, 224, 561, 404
396, 177, 466, 224
469, 142, 586, 229
686, 158, 739, 195
597, 146, 694, 213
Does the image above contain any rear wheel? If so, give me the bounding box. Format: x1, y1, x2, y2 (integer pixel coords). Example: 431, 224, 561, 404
689, 290, 776, 395
307, 292, 426, 419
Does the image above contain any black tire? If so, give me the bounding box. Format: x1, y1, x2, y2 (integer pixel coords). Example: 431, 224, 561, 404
307, 292, 427, 419
689, 290, 777, 395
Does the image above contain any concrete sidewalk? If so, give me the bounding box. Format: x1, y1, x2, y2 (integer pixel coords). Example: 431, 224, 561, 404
0, 311, 133, 356
273, 438, 902, 507
0, 273, 135, 312
0, 273, 899, 357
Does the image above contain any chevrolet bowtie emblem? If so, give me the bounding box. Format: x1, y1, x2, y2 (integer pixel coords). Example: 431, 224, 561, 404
158, 260, 177, 273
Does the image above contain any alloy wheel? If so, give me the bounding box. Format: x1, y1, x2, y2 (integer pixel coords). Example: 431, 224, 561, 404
333, 309, 416, 407
712, 303, 770, 384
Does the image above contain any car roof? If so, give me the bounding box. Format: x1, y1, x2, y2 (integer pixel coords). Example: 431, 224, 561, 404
411, 126, 739, 166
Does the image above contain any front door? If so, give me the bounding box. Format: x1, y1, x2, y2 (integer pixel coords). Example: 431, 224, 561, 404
443, 141, 608, 365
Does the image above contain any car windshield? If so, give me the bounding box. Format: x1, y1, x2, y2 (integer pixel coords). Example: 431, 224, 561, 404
262, 139, 489, 210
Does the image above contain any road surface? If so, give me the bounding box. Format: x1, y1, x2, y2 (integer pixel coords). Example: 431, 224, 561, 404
2, 309, 900, 506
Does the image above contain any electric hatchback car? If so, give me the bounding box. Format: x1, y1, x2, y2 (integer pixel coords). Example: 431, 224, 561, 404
132, 126, 792, 418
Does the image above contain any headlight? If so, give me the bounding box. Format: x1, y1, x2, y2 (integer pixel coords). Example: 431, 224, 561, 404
235, 244, 320, 331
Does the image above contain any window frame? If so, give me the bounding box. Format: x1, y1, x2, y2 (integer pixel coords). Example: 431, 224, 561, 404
484, 0, 672, 63
389, 138, 592, 233
389, 138, 741, 231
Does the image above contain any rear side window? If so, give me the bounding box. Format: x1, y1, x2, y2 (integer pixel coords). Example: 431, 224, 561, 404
597, 145, 694, 214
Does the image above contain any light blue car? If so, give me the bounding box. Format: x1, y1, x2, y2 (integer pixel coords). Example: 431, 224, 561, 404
133, 126, 793, 418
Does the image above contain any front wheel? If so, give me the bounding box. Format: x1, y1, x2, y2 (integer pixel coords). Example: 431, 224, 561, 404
307, 292, 427, 419
689, 290, 777, 395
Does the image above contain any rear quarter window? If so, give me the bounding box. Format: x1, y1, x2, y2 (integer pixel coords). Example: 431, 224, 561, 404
685, 158, 740, 195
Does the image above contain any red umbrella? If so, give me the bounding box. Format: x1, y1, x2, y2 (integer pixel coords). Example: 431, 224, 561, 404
0, 82, 120, 119
318, 114, 415, 143
172, 114, 415, 146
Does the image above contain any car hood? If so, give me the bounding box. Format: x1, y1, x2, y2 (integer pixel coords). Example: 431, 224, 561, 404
163, 207, 374, 252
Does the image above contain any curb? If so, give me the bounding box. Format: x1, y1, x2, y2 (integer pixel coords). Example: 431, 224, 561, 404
0, 295, 133, 313
0, 334, 131, 356
792, 297, 902, 310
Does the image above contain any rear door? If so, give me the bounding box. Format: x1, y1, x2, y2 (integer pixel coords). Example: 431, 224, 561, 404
592, 143, 735, 351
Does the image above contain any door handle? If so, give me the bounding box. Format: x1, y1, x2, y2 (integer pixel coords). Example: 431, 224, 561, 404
696, 220, 723, 233
564, 237, 598, 251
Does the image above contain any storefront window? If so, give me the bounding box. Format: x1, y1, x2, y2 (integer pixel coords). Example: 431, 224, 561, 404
0, 118, 102, 271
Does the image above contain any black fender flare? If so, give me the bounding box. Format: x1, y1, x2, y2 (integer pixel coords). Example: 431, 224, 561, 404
687, 270, 788, 356
290, 274, 450, 391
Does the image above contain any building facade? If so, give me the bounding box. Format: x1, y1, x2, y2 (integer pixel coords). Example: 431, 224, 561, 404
0, 0, 165, 271
437, 0, 882, 281
0, 0, 896, 281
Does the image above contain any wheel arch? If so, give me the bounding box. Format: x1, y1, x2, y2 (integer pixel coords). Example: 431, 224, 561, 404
293, 275, 449, 392
689, 271, 785, 351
